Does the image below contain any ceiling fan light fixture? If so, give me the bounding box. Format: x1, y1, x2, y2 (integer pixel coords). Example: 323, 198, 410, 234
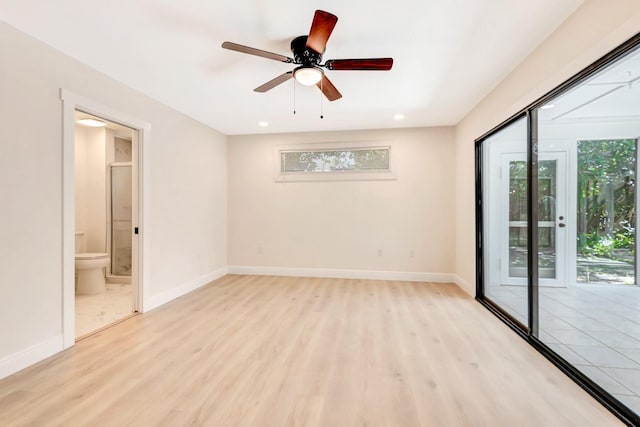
293, 66, 323, 86
222, 10, 391, 102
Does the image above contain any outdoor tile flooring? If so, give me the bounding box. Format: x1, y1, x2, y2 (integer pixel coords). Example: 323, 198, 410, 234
487, 283, 640, 414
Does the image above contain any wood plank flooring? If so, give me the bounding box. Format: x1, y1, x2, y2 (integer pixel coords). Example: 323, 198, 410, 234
0, 275, 622, 426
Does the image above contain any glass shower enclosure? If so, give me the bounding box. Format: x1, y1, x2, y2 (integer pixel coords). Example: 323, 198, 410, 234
108, 163, 132, 279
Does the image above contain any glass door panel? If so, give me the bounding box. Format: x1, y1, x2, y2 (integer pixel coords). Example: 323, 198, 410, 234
502, 154, 566, 287
508, 160, 528, 279
539, 159, 558, 280
482, 117, 529, 326
536, 43, 640, 412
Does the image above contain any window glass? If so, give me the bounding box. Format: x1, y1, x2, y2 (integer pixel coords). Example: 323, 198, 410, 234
536, 44, 640, 414
481, 117, 529, 326
281, 148, 390, 173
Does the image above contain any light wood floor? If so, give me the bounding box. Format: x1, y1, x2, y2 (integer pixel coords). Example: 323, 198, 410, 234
0, 275, 622, 426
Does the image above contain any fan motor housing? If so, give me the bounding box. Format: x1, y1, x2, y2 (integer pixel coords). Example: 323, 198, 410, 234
291, 35, 323, 65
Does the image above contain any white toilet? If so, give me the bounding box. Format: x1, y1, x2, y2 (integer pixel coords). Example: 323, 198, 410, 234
75, 232, 110, 295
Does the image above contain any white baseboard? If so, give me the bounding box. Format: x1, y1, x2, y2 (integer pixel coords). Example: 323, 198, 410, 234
227, 266, 456, 283
0, 334, 64, 381
144, 266, 228, 312
454, 275, 475, 296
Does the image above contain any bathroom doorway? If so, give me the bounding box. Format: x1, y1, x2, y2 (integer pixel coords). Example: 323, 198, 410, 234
73, 111, 139, 339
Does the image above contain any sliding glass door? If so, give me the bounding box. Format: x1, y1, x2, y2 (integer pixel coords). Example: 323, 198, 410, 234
476, 35, 640, 424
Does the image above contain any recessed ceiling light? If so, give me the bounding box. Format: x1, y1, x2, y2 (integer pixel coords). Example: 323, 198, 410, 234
76, 118, 106, 127
540, 104, 555, 110
259, 121, 269, 127
394, 114, 405, 120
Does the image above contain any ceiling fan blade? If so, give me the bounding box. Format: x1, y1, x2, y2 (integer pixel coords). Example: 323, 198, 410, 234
254, 72, 294, 92
325, 58, 393, 71
316, 75, 342, 101
306, 10, 338, 54
222, 41, 293, 63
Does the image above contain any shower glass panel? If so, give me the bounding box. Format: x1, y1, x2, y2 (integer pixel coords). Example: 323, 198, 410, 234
111, 164, 132, 276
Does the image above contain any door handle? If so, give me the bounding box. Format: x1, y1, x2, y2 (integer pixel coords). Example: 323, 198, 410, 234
558, 223, 566, 228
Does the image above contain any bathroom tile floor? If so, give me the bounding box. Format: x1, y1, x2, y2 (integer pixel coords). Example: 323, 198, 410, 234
487, 283, 640, 414
75, 283, 133, 338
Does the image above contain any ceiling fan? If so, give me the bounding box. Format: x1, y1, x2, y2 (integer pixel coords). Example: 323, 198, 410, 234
221, 10, 393, 101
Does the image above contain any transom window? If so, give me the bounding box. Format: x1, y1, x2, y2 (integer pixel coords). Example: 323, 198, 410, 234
280, 147, 390, 173
275, 143, 395, 182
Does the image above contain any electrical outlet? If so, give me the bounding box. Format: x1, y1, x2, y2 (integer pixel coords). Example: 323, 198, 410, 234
409, 250, 415, 258
377, 249, 383, 256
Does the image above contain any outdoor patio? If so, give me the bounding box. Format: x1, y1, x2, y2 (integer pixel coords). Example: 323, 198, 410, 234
578, 255, 635, 285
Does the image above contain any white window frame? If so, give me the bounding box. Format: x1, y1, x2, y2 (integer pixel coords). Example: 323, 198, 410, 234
274, 141, 396, 182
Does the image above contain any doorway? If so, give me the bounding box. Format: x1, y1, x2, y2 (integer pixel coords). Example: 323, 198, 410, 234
61, 90, 150, 349
74, 111, 137, 339
500, 151, 568, 287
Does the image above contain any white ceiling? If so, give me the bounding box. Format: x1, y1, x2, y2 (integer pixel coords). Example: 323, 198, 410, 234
0, 0, 584, 135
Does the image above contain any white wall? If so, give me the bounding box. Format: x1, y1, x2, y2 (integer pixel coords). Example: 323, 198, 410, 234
228, 127, 455, 279
454, 0, 640, 294
0, 21, 227, 377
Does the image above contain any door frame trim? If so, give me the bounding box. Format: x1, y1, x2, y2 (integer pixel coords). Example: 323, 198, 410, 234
60, 89, 151, 349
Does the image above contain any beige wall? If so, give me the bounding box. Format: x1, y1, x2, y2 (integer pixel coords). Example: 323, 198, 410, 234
75, 126, 108, 253
0, 21, 227, 366
454, 0, 640, 294
228, 127, 455, 276
74, 126, 88, 246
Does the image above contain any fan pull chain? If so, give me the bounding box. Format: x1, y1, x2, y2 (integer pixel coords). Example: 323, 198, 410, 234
293, 79, 296, 115
320, 78, 324, 119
